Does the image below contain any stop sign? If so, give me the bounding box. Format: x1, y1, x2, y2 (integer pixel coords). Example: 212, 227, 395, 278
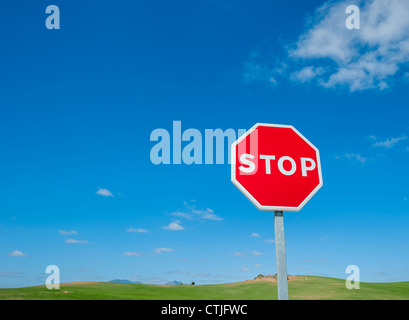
231, 123, 323, 212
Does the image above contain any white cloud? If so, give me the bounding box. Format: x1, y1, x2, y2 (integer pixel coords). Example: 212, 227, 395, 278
0, 270, 23, 277
240, 267, 251, 272
171, 212, 193, 219
162, 221, 184, 231
251, 233, 260, 238
263, 239, 275, 243
8, 250, 27, 257
59, 230, 78, 235
291, 0, 409, 91
123, 251, 144, 256
372, 136, 408, 148
243, 51, 278, 87
174, 202, 224, 221
246, 0, 409, 91
335, 153, 367, 163
154, 247, 173, 254
126, 227, 149, 233
65, 239, 88, 244
172, 203, 223, 221
191, 208, 223, 221
254, 264, 263, 268
290, 66, 326, 83
95, 188, 113, 197
231, 250, 263, 256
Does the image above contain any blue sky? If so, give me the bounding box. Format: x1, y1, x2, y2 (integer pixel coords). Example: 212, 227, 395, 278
1, 0, 409, 288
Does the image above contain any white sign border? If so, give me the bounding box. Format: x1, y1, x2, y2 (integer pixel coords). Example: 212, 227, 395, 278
231, 123, 323, 212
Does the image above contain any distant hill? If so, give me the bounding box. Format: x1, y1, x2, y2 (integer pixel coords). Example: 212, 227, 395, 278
108, 279, 142, 284
1, 276, 409, 300
165, 281, 182, 285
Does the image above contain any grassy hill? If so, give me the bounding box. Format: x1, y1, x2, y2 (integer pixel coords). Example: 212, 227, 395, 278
1, 276, 408, 300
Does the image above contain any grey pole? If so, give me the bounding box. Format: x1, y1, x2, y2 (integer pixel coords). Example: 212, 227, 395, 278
274, 211, 289, 300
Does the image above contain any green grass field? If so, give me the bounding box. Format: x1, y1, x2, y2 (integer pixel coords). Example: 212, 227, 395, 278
1, 276, 408, 300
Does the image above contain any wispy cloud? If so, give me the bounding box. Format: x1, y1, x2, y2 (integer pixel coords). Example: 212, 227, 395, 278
8, 250, 27, 257
240, 267, 252, 272
154, 247, 173, 254
123, 251, 144, 256
290, 66, 326, 83
126, 227, 149, 233
243, 51, 278, 87
172, 202, 223, 221
192, 208, 223, 221
59, 230, 78, 236
263, 239, 275, 243
95, 188, 113, 197
244, 0, 409, 92
171, 212, 193, 219
162, 221, 184, 231
0, 270, 23, 278
231, 250, 263, 257
335, 153, 367, 163
372, 136, 408, 148
251, 233, 260, 238
65, 239, 88, 244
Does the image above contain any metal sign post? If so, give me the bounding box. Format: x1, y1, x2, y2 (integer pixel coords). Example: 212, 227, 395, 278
231, 123, 323, 301
274, 211, 288, 300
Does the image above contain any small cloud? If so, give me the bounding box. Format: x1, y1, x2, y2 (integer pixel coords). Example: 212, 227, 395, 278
335, 153, 367, 163
123, 251, 144, 256
163, 222, 184, 231
254, 264, 263, 268
65, 239, 88, 244
95, 188, 113, 197
8, 250, 27, 257
263, 239, 275, 243
171, 212, 193, 219
240, 267, 251, 272
192, 209, 223, 221
290, 66, 325, 83
0, 270, 23, 278
320, 235, 330, 241
154, 248, 173, 254
251, 233, 260, 238
126, 227, 149, 233
59, 230, 79, 236
369, 271, 387, 277
0, 270, 23, 275
231, 250, 263, 256
373, 136, 408, 148
174, 257, 188, 261
176, 202, 223, 221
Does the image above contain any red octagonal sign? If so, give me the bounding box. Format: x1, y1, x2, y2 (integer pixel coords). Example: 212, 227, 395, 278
231, 123, 323, 212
